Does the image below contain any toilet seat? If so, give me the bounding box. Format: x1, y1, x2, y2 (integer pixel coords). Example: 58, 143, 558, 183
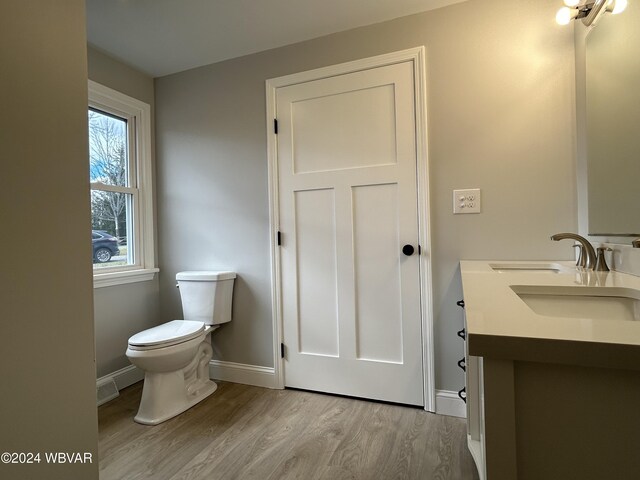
128, 320, 205, 351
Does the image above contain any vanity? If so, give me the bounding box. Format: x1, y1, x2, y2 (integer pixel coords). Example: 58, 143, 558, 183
458, 3, 640, 477
453, 1, 640, 476
460, 260, 640, 480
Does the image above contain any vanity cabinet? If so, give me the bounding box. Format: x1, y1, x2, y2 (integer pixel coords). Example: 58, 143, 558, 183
464, 350, 486, 480
458, 300, 486, 480
460, 260, 640, 480
470, 356, 640, 480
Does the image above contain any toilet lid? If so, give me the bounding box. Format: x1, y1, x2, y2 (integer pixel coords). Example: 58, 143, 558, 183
128, 320, 205, 348
176, 271, 236, 281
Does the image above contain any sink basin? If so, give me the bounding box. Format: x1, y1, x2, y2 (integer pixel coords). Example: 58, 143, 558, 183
511, 285, 640, 322
490, 263, 568, 274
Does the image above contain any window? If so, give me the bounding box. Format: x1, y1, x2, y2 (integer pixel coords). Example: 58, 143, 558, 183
89, 81, 157, 287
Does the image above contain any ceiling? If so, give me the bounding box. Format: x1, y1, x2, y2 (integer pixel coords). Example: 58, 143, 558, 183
86, 0, 465, 78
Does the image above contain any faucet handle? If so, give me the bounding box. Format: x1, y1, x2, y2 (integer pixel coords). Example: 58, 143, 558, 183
550, 233, 597, 270
572, 244, 586, 268
595, 247, 612, 272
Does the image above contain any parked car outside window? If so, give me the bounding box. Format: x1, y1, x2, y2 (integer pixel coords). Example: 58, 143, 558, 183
92, 230, 120, 263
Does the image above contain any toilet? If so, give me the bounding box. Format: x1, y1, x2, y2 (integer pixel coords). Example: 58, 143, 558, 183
126, 270, 235, 425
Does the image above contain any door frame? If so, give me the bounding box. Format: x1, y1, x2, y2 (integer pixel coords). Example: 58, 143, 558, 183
265, 47, 435, 412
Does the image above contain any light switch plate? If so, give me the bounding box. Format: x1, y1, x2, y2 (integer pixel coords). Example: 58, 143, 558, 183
453, 188, 481, 214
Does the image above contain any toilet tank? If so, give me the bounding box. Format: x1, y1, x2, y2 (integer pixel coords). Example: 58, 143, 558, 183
176, 271, 236, 325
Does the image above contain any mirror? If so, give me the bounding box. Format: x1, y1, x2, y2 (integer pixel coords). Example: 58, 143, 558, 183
581, 1, 640, 238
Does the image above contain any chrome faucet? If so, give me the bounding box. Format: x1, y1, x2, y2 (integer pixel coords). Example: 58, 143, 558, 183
572, 244, 587, 269
632, 238, 640, 248
551, 233, 597, 270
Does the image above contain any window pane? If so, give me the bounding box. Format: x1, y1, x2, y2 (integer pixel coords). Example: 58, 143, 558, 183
91, 191, 133, 268
88, 109, 129, 187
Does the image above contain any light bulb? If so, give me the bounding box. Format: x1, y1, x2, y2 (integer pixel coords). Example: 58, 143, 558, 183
556, 6, 576, 25
609, 0, 628, 14
563, 0, 580, 6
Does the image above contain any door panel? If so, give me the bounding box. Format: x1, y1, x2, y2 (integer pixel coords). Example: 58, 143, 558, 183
291, 84, 397, 173
294, 188, 339, 357
352, 183, 403, 363
277, 60, 423, 405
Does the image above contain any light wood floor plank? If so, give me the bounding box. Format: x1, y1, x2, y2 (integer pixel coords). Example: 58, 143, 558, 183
327, 402, 403, 478
264, 395, 364, 480
99, 382, 479, 480
172, 389, 322, 480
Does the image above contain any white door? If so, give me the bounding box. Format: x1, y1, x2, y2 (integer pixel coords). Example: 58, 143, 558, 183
276, 60, 423, 405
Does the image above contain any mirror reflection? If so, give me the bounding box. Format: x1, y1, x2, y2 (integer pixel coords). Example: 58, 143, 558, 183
585, 0, 640, 236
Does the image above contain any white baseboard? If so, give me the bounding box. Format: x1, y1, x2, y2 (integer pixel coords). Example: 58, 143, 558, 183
209, 360, 279, 389
435, 389, 467, 418
98, 364, 463, 418
97, 360, 278, 401
97, 364, 144, 392
96, 364, 144, 406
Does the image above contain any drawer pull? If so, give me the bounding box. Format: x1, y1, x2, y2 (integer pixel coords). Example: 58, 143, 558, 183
456, 299, 465, 309
458, 387, 467, 403
457, 328, 466, 340
457, 357, 466, 371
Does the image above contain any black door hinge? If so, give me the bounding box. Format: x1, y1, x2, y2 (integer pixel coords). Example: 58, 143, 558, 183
274, 119, 278, 134
281, 343, 285, 358
277, 231, 282, 246
418, 245, 422, 255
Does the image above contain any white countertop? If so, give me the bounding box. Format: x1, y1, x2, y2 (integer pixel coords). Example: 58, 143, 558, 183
460, 260, 640, 370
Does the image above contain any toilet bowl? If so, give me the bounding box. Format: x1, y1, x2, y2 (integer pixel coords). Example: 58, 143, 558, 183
126, 271, 235, 425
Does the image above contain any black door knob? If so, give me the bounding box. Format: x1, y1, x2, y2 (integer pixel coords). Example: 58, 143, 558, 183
402, 244, 415, 256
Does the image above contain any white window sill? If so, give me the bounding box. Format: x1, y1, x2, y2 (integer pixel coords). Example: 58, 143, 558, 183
93, 268, 159, 288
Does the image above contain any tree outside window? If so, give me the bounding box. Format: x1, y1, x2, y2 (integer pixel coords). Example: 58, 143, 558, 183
89, 109, 133, 267
89, 110, 127, 240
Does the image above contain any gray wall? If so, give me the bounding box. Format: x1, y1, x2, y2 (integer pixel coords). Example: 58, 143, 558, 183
0, 2, 98, 478
87, 46, 160, 377
155, 0, 578, 392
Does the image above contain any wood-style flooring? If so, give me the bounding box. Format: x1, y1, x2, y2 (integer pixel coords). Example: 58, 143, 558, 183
99, 381, 479, 480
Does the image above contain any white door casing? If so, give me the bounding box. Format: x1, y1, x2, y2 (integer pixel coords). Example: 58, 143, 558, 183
266, 48, 435, 410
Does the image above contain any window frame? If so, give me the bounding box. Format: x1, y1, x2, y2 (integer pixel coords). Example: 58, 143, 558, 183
89, 80, 157, 288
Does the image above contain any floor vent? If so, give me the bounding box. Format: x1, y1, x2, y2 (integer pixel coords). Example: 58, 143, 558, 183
97, 377, 119, 406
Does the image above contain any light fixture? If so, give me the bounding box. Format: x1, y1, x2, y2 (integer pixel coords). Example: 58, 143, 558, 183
607, 0, 627, 15
556, 5, 580, 24
555, 0, 627, 26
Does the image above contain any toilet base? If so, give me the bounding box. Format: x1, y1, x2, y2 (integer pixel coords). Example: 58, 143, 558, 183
134, 374, 218, 426
133, 336, 218, 425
